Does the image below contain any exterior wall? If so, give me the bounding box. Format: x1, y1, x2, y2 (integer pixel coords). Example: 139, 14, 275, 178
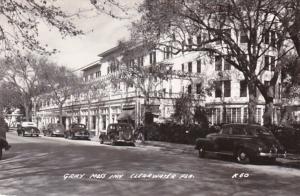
35, 35, 283, 133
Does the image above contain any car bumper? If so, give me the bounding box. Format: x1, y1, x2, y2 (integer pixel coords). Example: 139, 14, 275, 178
258, 152, 287, 158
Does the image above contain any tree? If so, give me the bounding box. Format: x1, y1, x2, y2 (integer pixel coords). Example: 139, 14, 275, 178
40, 63, 82, 126
0, 54, 50, 121
0, 0, 83, 55
0, 0, 134, 56
130, 0, 293, 125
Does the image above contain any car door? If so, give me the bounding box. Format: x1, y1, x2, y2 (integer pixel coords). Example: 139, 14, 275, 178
215, 126, 232, 152
229, 126, 247, 151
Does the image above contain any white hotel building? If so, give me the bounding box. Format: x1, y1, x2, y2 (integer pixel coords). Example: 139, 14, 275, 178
34, 33, 282, 135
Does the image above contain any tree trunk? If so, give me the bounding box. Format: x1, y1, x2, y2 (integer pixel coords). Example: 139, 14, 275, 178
24, 103, 32, 121
248, 83, 257, 124
263, 97, 274, 127
59, 104, 63, 125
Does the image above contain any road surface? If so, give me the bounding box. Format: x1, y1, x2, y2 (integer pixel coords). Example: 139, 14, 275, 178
0, 131, 300, 196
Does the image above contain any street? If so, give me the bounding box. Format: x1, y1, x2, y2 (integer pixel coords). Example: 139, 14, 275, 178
1, 131, 300, 196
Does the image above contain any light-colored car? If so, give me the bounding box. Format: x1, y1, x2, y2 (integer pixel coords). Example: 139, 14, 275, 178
17, 121, 40, 137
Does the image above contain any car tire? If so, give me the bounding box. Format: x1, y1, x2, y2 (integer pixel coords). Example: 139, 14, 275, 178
236, 149, 251, 164
198, 147, 205, 158
99, 136, 104, 144
69, 133, 75, 140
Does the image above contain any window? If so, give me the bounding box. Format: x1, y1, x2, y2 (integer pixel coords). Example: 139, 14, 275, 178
138, 56, 144, 66
224, 58, 231, 70
256, 108, 262, 124
197, 35, 201, 46
150, 51, 156, 65
240, 30, 248, 43
196, 83, 202, 94
270, 31, 276, 47
264, 55, 275, 71
187, 85, 192, 94
211, 108, 221, 124
226, 108, 242, 123
264, 80, 270, 87
224, 80, 231, 97
264, 55, 270, 70
164, 46, 172, 59
243, 108, 248, 123
215, 81, 222, 97
96, 71, 101, 78
197, 60, 201, 73
215, 56, 222, 71
270, 56, 275, 71
240, 80, 247, 97
188, 38, 193, 50
188, 62, 193, 73
264, 30, 276, 47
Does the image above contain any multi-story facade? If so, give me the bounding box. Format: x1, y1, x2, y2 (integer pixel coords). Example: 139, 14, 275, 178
34, 30, 283, 135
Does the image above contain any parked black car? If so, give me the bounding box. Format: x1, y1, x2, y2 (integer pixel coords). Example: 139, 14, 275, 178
17, 122, 40, 137
269, 125, 300, 153
99, 123, 135, 146
43, 123, 65, 137
64, 123, 89, 140
195, 124, 286, 164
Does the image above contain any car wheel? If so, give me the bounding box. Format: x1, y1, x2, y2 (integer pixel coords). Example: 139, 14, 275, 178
99, 137, 104, 144
198, 146, 205, 158
135, 132, 144, 144
69, 133, 75, 140
236, 149, 250, 164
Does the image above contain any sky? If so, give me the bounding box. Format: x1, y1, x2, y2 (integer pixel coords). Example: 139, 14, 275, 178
38, 0, 141, 71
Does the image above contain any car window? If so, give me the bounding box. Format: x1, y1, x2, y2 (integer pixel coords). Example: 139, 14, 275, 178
232, 127, 246, 135
221, 127, 232, 135
247, 126, 272, 135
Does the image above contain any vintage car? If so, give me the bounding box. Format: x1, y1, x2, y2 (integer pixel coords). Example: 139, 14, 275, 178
195, 124, 286, 164
99, 123, 135, 146
64, 123, 90, 140
43, 123, 65, 137
269, 125, 300, 153
17, 122, 40, 137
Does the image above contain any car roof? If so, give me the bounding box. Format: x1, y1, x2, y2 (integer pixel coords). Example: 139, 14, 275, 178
21, 122, 37, 127
222, 123, 262, 128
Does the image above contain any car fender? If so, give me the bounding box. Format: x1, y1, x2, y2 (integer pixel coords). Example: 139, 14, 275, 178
233, 139, 259, 157
195, 138, 215, 151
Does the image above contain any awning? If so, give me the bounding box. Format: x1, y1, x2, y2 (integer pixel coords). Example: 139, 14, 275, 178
117, 109, 135, 121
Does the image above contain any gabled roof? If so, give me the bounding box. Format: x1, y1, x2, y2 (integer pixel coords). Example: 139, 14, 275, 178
80, 61, 101, 71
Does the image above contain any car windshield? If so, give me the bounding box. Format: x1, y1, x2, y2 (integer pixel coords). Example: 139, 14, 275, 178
247, 126, 272, 136
55, 124, 64, 129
